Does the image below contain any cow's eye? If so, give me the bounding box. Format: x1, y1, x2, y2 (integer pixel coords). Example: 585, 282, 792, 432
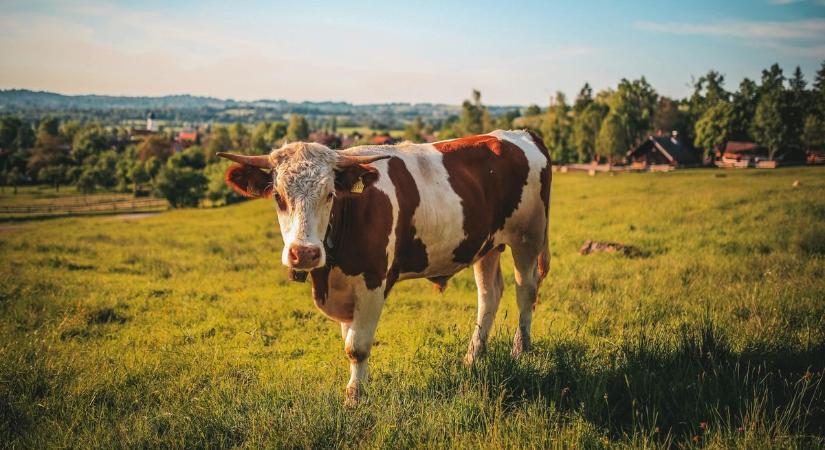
274, 193, 287, 210
326, 192, 334, 202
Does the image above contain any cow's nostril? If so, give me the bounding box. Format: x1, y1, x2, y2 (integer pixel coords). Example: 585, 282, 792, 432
309, 247, 320, 261
289, 246, 300, 262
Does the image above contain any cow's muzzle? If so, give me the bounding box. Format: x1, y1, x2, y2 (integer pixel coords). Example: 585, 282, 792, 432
288, 243, 322, 270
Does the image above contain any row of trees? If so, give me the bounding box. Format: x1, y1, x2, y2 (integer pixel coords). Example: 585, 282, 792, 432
1, 61, 822, 206
443, 61, 825, 163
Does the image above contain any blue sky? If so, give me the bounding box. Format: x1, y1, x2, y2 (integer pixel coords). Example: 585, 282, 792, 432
0, 0, 823, 105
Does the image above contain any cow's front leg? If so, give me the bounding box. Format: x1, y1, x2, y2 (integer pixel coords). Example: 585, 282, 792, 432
343, 287, 384, 406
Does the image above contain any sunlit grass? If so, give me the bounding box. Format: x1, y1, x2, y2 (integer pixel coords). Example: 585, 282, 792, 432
1, 167, 824, 448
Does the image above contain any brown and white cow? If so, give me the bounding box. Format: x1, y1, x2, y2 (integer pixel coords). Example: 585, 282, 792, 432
218, 130, 551, 404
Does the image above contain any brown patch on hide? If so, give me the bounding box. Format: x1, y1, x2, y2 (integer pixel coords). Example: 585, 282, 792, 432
433, 135, 530, 264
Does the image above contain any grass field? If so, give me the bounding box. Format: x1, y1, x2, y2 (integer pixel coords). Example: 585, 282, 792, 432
1, 167, 824, 449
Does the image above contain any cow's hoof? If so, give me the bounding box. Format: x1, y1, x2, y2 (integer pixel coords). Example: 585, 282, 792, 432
344, 385, 360, 407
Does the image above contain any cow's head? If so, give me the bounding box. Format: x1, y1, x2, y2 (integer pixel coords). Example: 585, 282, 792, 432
218, 142, 388, 271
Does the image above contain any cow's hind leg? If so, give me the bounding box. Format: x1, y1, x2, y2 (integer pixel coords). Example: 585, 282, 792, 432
465, 248, 504, 365
343, 287, 384, 406
510, 240, 543, 357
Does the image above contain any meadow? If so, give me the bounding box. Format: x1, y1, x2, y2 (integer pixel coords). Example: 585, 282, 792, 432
1, 167, 824, 449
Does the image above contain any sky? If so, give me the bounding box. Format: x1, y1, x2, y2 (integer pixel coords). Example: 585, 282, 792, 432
0, 0, 823, 105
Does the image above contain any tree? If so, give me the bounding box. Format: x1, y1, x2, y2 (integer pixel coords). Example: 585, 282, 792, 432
596, 113, 628, 164
59, 120, 82, 145
608, 77, 658, 147
205, 125, 232, 161
573, 82, 593, 114
786, 66, 808, 149
403, 117, 427, 143
0, 117, 24, 150
524, 104, 542, 117
138, 134, 172, 161
154, 164, 207, 208
572, 103, 604, 162
653, 97, 680, 133
251, 122, 287, 154
457, 89, 491, 136
802, 115, 825, 151
688, 71, 729, 119
228, 122, 250, 150
541, 92, 574, 163
752, 64, 789, 160
813, 60, 825, 118
495, 109, 520, 130
3, 167, 23, 194
71, 124, 110, 162
730, 78, 759, 141
38, 164, 69, 191
694, 102, 734, 160
287, 115, 310, 141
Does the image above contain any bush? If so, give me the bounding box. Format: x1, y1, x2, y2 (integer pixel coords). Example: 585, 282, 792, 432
154, 165, 207, 208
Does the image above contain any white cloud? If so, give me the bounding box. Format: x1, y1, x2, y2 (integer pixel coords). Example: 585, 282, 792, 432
634, 18, 825, 40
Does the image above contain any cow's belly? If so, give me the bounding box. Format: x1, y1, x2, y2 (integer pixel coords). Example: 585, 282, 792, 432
313, 267, 357, 322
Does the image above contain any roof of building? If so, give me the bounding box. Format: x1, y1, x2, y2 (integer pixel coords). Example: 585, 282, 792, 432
724, 141, 766, 154
177, 130, 197, 142
628, 134, 700, 165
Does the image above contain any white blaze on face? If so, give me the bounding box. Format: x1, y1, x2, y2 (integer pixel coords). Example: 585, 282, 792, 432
270, 143, 339, 269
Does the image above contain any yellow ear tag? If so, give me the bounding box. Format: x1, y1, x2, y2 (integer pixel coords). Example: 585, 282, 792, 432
350, 178, 365, 194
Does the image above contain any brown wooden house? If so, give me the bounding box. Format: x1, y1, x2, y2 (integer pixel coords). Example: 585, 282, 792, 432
627, 132, 701, 168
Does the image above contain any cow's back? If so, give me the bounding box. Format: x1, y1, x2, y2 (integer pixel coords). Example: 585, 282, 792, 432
355, 130, 550, 289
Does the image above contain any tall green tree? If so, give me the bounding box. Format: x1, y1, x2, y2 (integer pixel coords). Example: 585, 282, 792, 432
596, 113, 628, 164
541, 92, 574, 163
71, 124, 110, 162
228, 122, 250, 150
458, 89, 491, 136
813, 60, 825, 118
403, 117, 427, 143
694, 102, 734, 159
802, 115, 825, 151
730, 78, 759, 141
752, 64, 789, 160
608, 77, 658, 147
573, 83, 593, 114
572, 103, 605, 162
287, 115, 310, 142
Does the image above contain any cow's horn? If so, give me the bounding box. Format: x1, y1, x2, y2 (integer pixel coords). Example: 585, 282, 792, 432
336, 154, 391, 168
216, 152, 274, 169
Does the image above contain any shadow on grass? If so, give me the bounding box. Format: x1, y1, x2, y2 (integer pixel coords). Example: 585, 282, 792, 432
422, 320, 825, 443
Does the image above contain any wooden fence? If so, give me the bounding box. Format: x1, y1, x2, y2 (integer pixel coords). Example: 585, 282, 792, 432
0, 197, 168, 216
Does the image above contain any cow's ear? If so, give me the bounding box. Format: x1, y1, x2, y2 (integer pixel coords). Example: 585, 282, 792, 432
225, 164, 273, 198
334, 163, 379, 193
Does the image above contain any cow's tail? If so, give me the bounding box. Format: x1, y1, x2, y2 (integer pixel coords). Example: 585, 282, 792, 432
537, 227, 550, 285
537, 160, 552, 287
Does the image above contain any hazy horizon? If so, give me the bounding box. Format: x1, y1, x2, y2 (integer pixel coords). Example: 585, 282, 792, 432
1, 0, 824, 105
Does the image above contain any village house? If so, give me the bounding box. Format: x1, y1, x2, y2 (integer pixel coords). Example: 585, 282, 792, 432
627, 132, 702, 169
718, 141, 807, 168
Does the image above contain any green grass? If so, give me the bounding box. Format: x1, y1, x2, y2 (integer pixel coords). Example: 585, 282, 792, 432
1, 167, 824, 449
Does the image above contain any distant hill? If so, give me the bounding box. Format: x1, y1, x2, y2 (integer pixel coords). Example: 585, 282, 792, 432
0, 89, 520, 128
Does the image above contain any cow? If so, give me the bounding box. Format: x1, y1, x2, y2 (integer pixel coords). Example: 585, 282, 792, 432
218, 130, 551, 404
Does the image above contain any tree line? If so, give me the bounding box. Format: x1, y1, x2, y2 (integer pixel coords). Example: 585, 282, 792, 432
0, 61, 822, 207
441, 62, 823, 164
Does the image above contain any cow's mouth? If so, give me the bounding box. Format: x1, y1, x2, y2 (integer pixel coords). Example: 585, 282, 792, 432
287, 268, 309, 282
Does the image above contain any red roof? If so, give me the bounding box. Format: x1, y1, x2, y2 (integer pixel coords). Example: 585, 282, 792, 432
177, 131, 197, 142
725, 141, 764, 153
